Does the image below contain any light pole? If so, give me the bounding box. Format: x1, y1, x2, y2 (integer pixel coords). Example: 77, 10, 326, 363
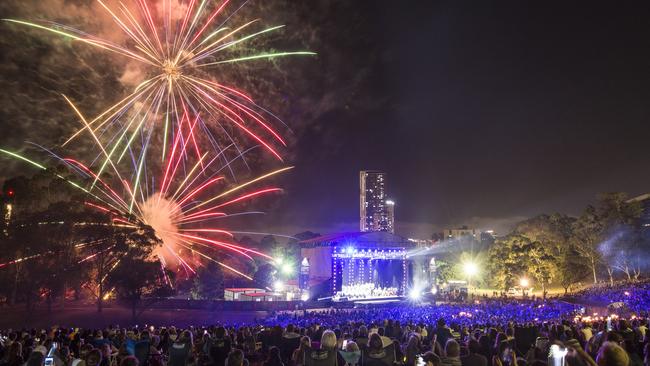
463, 261, 478, 297
519, 277, 530, 298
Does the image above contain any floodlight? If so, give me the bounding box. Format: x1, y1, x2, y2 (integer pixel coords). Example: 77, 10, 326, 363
281, 263, 293, 275
273, 280, 284, 292
409, 288, 421, 301
463, 262, 478, 277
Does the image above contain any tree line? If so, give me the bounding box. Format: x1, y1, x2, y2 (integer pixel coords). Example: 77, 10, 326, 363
0, 169, 174, 319
0, 169, 315, 316
486, 192, 648, 295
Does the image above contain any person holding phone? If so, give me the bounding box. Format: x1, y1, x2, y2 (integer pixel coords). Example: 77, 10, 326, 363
562, 339, 597, 366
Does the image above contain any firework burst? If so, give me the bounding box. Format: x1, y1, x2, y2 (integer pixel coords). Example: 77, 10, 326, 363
0, 0, 311, 284
3, 0, 315, 184
0, 141, 291, 280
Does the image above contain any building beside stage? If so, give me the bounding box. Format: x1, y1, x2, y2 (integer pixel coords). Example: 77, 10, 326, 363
299, 231, 415, 301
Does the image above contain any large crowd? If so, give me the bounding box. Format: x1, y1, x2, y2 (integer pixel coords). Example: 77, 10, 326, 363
570, 282, 650, 314
0, 296, 648, 366
267, 300, 581, 328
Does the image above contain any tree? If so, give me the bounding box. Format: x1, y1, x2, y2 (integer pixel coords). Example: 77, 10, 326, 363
76, 212, 164, 312
608, 227, 644, 281
434, 260, 459, 285
595, 193, 642, 283
487, 234, 558, 296
34, 202, 91, 311
488, 234, 534, 291
571, 205, 603, 284
252, 263, 275, 289
515, 213, 575, 257
2, 202, 82, 311
597, 192, 642, 226
515, 214, 574, 296
260, 235, 285, 259
527, 241, 557, 298
78, 215, 121, 313
102, 224, 166, 321
285, 231, 320, 264
0, 171, 85, 307
557, 247, 591, 294
0, 169, 172, 314
191, 261, 225, 300
108, 256, 170, 322
238, 236, 260, 249
8, 214, 50, 312
260, 235, 278, 248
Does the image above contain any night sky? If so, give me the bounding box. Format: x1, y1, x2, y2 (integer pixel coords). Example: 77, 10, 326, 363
272, 1, 650, 238
2, 1, 650, 238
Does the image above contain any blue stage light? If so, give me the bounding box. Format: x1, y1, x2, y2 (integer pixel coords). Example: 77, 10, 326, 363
409, 288, 421, 301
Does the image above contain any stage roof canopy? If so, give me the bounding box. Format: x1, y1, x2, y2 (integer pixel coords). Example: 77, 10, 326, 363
299, 231, 414, 249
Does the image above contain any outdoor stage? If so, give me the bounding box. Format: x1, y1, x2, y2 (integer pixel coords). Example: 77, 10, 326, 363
299, 231, 415, 301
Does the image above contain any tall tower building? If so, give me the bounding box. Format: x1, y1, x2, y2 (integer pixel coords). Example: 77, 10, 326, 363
386, 199, 395, 233
360, 171, 393, 233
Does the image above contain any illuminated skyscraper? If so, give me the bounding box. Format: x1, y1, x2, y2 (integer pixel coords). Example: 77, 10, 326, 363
359, 170, 393, 233
386, 199, 395, 233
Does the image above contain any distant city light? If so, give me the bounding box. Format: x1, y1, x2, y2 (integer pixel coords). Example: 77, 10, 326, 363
386, 200, 395, 205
